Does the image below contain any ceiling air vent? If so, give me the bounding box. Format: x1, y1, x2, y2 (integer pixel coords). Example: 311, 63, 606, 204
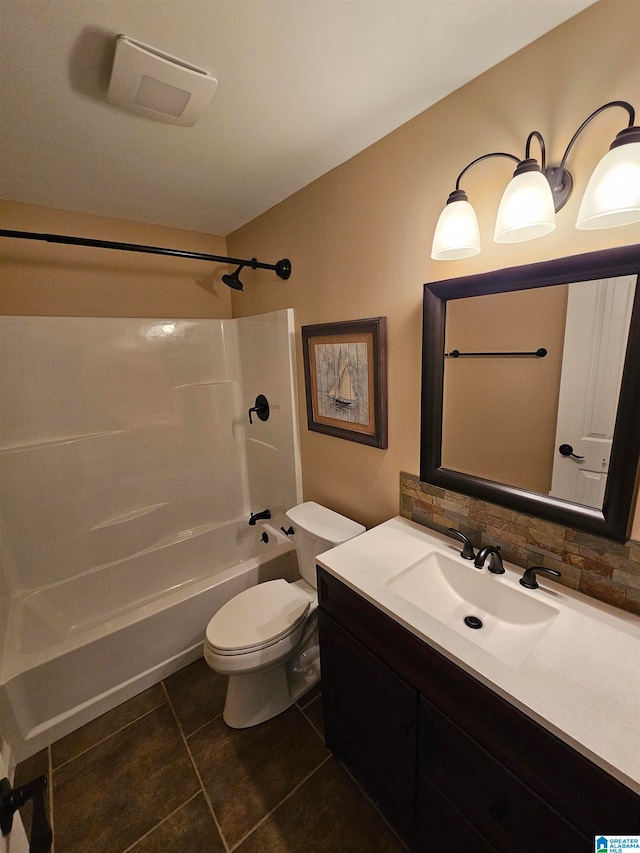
107, 35, 218, 126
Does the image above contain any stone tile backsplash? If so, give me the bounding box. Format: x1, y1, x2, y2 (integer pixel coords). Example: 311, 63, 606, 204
400, 472, 640, 616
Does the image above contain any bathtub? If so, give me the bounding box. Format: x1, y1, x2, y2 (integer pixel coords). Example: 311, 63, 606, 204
0, 520, 298, 762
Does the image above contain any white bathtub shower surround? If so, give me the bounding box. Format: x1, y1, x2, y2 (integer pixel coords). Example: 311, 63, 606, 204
1, 522, 298, 761
0, 310, 302, 761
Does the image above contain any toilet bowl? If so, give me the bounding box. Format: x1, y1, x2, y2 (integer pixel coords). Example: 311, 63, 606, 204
204, 502, 365, 728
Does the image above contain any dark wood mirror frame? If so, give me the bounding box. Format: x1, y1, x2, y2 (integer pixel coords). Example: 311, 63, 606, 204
420, 245, 640, 542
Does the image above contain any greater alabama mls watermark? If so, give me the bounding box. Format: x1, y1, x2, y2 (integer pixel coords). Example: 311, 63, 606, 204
595, 837, 640, 852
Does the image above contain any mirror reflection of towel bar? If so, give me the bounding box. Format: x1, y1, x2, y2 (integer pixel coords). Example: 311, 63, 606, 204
445, 347, 547, 358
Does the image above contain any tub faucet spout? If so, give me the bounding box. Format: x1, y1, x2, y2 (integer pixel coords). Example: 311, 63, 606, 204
249, 509, 271, 526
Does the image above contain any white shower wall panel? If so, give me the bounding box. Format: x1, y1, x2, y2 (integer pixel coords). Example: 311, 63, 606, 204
0, 319, 232, 447
0, 317, 246, 594
237, 309, 302, 514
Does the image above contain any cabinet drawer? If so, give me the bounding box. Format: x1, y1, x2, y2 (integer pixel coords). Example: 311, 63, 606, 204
419, 698, 589, 853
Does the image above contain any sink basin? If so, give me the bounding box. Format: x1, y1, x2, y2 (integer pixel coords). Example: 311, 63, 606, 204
386, 551, 559, 667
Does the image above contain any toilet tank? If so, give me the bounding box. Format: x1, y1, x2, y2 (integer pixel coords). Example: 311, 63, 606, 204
285, 501, 365, 588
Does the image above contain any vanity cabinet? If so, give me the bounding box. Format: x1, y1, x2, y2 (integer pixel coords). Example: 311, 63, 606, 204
318, 610, 418, 837
317, 567, 640, 852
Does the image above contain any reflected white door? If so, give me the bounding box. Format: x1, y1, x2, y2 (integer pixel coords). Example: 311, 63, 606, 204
0, 751, 29, 853
550, 275, 635, 508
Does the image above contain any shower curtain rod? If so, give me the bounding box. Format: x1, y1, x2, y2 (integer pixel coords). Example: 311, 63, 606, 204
0, 229, 292, 280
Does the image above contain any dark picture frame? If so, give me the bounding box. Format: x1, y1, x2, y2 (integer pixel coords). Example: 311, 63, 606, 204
302, 317, 388, 448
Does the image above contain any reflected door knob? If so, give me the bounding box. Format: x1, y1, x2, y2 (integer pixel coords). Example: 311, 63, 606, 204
558, 443, 584, 459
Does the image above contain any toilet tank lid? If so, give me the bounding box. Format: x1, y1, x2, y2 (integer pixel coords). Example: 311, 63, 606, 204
285, 501, 365, 545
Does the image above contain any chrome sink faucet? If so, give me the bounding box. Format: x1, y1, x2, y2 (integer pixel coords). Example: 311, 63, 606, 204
474, 545, 505, 574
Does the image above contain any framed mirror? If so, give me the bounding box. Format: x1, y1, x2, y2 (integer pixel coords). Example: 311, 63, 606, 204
420, 245, 640, 542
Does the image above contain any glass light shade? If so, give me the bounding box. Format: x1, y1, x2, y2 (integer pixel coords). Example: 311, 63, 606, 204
431, 199, 481, 260
576, 140, 640, 229
494, 169, 556, 243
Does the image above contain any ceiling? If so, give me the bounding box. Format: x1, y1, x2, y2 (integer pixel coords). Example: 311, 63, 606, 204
0, 1, 596, 236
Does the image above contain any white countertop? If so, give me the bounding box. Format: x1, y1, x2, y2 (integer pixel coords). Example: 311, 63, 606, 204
316, 516, 640, 793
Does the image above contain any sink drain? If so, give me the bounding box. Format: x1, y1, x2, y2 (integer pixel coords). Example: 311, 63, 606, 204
464, 615, 483, 630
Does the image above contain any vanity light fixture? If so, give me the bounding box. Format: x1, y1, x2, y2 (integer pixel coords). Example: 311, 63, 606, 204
431, 101, 640, 260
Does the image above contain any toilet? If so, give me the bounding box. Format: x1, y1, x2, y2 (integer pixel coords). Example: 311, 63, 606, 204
204, 501, 365, 728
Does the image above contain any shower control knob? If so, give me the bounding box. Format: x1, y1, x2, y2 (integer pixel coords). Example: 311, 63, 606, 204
248, 394, 270, 424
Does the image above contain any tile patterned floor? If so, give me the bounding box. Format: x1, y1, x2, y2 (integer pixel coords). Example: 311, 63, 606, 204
16, 658, 406, 853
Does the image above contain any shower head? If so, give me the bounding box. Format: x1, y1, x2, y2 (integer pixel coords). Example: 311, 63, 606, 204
221, 258, 259, 291
222, 265, 244, 291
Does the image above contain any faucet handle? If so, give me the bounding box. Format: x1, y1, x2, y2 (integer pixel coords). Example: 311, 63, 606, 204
519, 566, 561, 589
448, 528, 476, 560
248, 394, 270, 425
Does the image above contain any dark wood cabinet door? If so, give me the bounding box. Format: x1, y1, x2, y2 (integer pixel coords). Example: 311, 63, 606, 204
319, 610, 418, 824
416, 774, 496, 852
419, 698, 590, 853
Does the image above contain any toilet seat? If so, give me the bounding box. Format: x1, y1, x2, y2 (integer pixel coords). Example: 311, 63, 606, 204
205, 579, 310, 656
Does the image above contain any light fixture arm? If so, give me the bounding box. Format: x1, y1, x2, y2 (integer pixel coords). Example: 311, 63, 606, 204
542, 100, 636, 208
557, 100, 635, 173
454, 152, 520, 191
525, 131, 547, 170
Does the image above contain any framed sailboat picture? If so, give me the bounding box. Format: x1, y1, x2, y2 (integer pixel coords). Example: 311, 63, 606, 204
301, 317, 388, 448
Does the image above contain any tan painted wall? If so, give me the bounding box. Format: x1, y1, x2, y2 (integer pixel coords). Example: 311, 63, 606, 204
0, 200, 232, 318
442, 286, 567, 493
227, 0, 640, 535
